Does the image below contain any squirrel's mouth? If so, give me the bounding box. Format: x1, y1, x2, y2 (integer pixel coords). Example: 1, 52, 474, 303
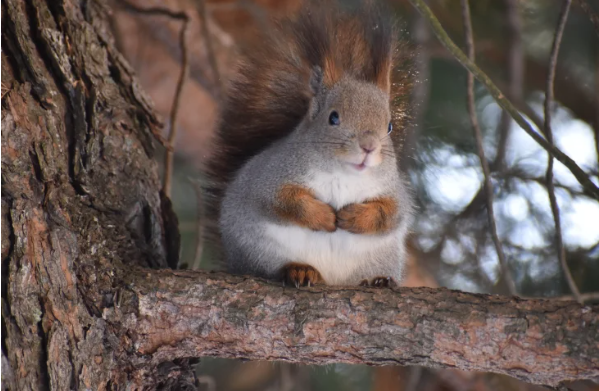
348, 154, 379, 171
343, 148, 383, 172
351, 161, 368, 171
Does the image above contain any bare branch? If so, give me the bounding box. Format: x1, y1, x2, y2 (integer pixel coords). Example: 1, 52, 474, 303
163, 15, 190, 198
544, 0, 582, 304
404, 1, 431, 168
118, 1, 191, 198
196, 0, 222, 98
110, 269, 599, 387
493, 0, 523, 172
408, 0, 599, 201
460, 0, 517, 296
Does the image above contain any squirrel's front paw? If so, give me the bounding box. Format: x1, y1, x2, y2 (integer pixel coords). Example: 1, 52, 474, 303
337, 203, 368, 234
307, 201, 337, 232
282, 263, 323, 288
337, 203, 382, 234
359, 276, 397, 288
275, 184, 336, 232
337, 198, 396, 234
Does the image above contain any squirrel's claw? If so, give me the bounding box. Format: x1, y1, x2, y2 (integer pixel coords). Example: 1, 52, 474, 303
360, 276, 396, 288
282, 263, 322, 288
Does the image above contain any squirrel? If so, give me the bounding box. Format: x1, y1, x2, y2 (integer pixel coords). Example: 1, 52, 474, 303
203, 1, 415, 288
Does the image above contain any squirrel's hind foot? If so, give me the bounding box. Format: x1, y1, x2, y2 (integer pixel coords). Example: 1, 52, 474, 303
360, 276, 397, 288
282, 263, 323, 288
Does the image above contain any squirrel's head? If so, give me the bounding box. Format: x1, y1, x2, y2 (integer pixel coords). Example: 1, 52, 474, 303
302, 67, 394, 173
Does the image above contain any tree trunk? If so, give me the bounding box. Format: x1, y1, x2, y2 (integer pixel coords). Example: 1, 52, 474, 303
2, 0, 182, 388
1, 1, 598, 390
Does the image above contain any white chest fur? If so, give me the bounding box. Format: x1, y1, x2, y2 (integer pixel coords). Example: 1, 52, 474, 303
262, 168, 400, 285
307, 169, 387, 209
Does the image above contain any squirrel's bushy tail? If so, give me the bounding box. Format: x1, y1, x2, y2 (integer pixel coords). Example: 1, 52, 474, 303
203, 1, 412, 257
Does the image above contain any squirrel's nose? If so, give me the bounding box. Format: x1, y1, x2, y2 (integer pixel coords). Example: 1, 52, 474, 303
360, 138, 378, 154
362, 145, 376, 154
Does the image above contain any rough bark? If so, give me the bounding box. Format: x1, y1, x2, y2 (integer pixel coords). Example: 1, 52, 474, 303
1, 0, 179, 388
1, 0, 598, 390
110, 269, 598, 387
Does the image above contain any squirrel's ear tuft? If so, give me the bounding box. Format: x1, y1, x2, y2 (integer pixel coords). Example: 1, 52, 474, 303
364, 4, 396, 95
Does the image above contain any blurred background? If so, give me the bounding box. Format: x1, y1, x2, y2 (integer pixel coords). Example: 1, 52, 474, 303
108, 0, 599, 390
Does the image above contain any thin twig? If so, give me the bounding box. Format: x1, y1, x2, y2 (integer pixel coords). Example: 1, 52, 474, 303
404, 1, 431, 169
408, 0, 599, 201
118, 1, 191, 197
460, 0, 517, 296
517, 101, 545, 133
196, 0, 222, 97
110, 4, 173, 150
188, 178, 205, 269
502, 170, 587, 198
576, 0, 599, 38
163, 15, 190, 198
493, 0, 523, 172
544, 0, 582, 304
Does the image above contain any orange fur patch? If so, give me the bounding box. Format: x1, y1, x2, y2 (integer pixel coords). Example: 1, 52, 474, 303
336, 197, 398, 234
281, 263, 323, 287
323, 54, 342, 87
274, 184, 337, 232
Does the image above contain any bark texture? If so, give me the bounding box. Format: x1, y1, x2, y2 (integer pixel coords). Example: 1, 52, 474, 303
1, 0, 598, 390
111, 270, 599, 387
1, 0, 180, 388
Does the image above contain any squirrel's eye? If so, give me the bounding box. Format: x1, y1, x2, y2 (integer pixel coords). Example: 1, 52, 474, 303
387, 122, 393, 134
329, 111, 340, 126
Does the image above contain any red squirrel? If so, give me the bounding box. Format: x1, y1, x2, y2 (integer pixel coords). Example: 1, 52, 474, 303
204, 2, 415, 288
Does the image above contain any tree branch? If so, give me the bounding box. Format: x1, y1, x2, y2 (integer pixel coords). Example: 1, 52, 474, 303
543, 0, 582, 304
492, 0, 523, 172
108, 269, 599, 388
196, 0, 222, 98
408, 0, 599, 201
118, 1, 191, 197
460, 0, 516, 296
163, 13, 190, 198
